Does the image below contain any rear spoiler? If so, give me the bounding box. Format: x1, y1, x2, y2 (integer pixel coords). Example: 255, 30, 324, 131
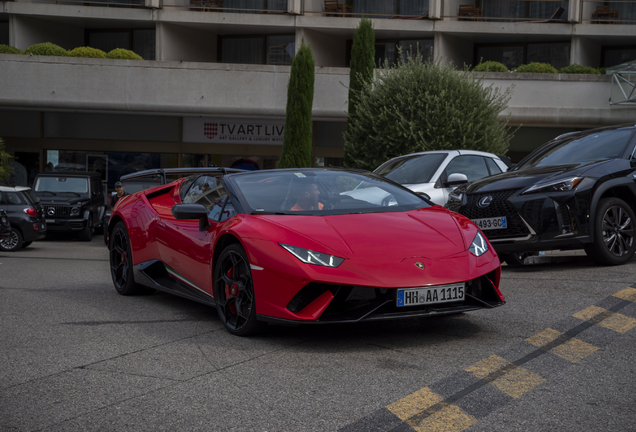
120, 167, 246, 185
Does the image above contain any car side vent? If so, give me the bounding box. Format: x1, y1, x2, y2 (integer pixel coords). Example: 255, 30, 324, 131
287, 283, 338, 313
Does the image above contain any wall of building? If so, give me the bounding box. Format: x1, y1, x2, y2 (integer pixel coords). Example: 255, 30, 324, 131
11, 15, 83, 50
157, 22, 217, 62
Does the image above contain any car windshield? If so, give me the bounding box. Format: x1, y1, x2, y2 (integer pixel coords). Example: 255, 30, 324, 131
232, 170, 429, 215
34, 176, 89, 193
514, 129, 634, 170
374, 153, 447, 184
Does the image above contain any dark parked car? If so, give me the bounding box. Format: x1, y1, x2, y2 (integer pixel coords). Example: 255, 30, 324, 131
0, 210, 12, 241
446, 124, 636, 266
32, 171, 105, 241
0, 186, 47, 251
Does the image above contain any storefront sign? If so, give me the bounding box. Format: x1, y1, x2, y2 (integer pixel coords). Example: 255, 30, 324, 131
183, 117, 285, 145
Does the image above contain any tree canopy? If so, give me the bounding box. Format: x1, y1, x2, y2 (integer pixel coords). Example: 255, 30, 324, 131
344, 53, 514, 171
0, 138, 13, 184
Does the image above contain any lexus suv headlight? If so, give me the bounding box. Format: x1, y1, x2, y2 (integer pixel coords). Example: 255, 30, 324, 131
469, 232, 489, 257
280, 243, 345, 268
522, 177, 583, 195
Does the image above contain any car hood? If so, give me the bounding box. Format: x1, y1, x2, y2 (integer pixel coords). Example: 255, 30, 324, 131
257, 206, 465, 261
464, 161, 610, 193
35, 195, 90, 205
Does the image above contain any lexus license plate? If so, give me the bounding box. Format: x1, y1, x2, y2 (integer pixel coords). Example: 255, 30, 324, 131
397, 284, 465, 307
472, 216, 507, 230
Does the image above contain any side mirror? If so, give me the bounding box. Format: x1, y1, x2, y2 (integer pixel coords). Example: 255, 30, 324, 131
445, 173, 468, 187
172, 204, 210, 231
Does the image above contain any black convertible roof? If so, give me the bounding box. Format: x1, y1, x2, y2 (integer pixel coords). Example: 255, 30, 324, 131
120, 167, 246, 185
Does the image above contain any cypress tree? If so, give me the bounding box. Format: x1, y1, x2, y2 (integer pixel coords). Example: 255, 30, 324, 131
278, 39, 315, 169
345, 17, 375, 167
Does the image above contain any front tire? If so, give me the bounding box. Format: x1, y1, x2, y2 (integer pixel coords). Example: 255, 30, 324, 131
0, 227, 23, 252
79, 216, 94, 241
109, 221, 144, 295
585, 197, 636, 266
213, 244, 265, 336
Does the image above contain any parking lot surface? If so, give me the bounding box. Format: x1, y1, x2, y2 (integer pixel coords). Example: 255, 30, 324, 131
1, 237, 635, 431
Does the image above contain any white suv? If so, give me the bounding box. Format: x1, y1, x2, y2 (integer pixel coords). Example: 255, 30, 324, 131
374, 150, 510, 205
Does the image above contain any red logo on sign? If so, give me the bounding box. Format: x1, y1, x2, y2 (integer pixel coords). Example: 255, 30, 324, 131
204, 122, 218, 139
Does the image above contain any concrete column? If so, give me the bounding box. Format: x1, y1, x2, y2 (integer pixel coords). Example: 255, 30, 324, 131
157, 22, 217, 63
568, 0, 581, 22
435, 32, 473, 68
571, 35, 601, 68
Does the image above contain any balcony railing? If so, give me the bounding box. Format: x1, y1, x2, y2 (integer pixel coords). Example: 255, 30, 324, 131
581, 1, 636, 25
453, 1, 569, 23
165, 0, 288, 13
304, 0, 430, 19
33, 0, 147, 8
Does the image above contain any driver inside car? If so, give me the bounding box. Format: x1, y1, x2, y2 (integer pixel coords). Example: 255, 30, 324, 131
290, 180, 324, 211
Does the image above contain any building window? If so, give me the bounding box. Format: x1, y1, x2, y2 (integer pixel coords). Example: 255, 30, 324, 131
222, 0, 287, 14
220, 34, 295, 65
475, 42, 570, 70
87, 29, 156, 60
604, 47, 636, 67
353, 0, 429, 18
481, 0, 568, 21
608, 2, 636, 24
375, 39, 434, 67
0, 17, 8, 46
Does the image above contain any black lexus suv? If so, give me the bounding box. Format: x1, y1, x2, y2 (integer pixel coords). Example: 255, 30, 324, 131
33, 171, 106, 241
446, 124, 636, 266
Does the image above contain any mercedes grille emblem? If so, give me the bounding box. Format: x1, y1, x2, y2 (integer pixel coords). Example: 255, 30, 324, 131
478, 196, 493, 208
47, 207, 56, 216
414, 262, 425, 270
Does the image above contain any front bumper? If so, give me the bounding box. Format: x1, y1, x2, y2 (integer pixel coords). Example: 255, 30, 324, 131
258, 270, 504, 324
448, 188, 591, 253
44, 218, 87, 232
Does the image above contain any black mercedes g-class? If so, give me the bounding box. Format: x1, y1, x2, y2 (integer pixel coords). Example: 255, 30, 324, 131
32, 171, 106, 241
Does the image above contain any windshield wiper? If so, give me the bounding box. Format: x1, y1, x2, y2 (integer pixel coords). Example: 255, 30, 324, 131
251, 211, 290, 215
60, 192, 81, 197
39, 191, 57, 196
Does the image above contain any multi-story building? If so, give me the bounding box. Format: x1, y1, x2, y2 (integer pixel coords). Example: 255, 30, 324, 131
1, 0, 635, 189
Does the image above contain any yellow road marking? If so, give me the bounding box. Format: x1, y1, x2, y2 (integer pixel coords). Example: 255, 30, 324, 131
387, 388, 443, 421
491, 367, 546, 398
409, 405, 477, 432
613, 287, 636, 302
525, 328, 562, 347
551, 338, 599, 363
464, 355, 511, 379
574, 305, 636, 333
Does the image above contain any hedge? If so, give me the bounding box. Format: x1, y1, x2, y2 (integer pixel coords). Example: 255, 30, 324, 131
67, 46, 107, 59
515, 62, 559, 73
0, 45, 23, 55
473, 61, 508, 72
106, 48, 143, 60
24, 42, 67, 57
559, 64, 601, 74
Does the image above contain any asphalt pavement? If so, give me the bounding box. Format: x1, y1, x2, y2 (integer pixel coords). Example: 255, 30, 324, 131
1, 236, 634, 431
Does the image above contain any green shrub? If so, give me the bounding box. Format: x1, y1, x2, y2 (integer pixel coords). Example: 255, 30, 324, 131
559, 64, 601, 74
24, 42, 67, 57
598, 67, 607, 75
473, 61, 508, 72
67, 46, 107, 59
0, 45, 23, 55
514, 62, 558, 73
344, 54, 514, 171
106, 48, 143, 60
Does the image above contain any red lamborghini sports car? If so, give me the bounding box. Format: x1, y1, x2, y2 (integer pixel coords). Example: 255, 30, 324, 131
107, 168, 504, 336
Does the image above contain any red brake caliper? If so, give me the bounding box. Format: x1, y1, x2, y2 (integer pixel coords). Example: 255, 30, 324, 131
225, 267, 238, 314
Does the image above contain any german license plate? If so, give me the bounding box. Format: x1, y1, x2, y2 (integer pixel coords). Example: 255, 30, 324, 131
397, 284, 465, 307
472, 216, 507, 230
46, 219, 55, 223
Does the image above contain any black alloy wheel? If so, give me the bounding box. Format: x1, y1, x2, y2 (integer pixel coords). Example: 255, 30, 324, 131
213, 244, 265, 336
109, 222, 144, 295
585, 197, 636, 266
79, 216, 94, 241
0, 227, 23, 252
